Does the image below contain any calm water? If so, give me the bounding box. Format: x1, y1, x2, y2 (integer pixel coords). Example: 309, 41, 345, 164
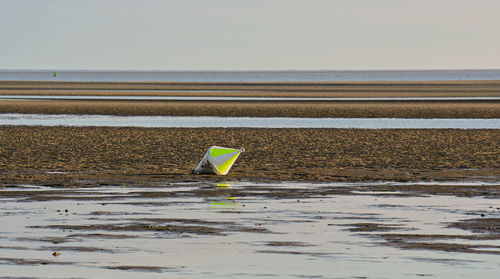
1, 70, 500, 82
0, 181, 498, 279
1, 114, 499, 129
1, 95, 499, 101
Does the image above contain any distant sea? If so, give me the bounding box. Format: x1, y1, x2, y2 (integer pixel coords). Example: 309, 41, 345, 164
0, 70, 499, 82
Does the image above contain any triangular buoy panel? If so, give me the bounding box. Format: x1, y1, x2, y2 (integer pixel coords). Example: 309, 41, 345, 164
194, 146, 245, 175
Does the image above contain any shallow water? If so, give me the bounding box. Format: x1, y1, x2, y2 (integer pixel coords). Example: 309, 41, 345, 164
0, 114, 499, 129
0, 181, 498, 278
2, 95, 500, 101
2, 69, 500, 82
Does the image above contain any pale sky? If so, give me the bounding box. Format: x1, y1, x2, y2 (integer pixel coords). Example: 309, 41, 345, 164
1, 0, 500, 70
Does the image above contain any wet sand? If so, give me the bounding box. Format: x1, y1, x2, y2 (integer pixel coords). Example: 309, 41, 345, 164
1, 80, 499, 118
1, 127, 498, 185
0, 182, 499, 278
1, 81, 496, 186
2, 80, 500, 97
1, 100, 499, 118
1, 81, 499, 276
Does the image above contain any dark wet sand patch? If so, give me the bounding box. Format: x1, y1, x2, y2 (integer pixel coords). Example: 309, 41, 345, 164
31, 221, 272, 236
359, 184, 500, 198
107, 201, 178, 206
328, 215, 392, 222
125, 218, 236, 226
0, 257, 74, 266
105, 265, 173, 272
265, 241, 314, 247
0, 244, 113, 253
408, 256, 483, 265
0, 189, 137, 201
256, 250, 331, 257
384, 241, 500, 255
66, 233, 139, 239
40, 246, 114, 253
15, 237, 72, 244
366, 224, 500, 255
342, 223, 406, 232
88, 211, 151, 216
31, 224, 224, 235
24, 194, 139, 202
331, 217, 500, 255
448, 218, 500, 233
378, 233, 500, 241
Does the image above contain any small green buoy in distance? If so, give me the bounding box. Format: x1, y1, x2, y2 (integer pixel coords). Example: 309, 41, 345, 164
53, 71, 58, 78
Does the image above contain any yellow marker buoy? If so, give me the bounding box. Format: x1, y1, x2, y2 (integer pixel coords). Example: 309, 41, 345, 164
194, 146, 244, 175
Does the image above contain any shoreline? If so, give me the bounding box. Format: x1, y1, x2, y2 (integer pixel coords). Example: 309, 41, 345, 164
1, 80, 498, 118
2, 80, 500, 97
1, 81, 498, 184
1, 80, 499, 261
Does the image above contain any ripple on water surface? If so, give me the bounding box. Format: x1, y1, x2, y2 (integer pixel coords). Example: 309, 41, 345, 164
0, 181, 499, 278
1, 114, 499, 128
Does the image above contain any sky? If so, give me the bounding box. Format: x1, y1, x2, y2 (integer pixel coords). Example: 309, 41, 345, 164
1, 0, 500, 70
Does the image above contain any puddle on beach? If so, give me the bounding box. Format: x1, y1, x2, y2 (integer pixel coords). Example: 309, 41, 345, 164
0, 181, 499, 278
1, 113, 499, 129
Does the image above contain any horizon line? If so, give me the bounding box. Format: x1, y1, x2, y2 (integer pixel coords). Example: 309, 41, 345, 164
1, 68, 500, 72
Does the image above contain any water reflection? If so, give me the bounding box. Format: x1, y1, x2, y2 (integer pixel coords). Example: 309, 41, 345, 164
210, 183, 240, 210
0, 181, 499, 278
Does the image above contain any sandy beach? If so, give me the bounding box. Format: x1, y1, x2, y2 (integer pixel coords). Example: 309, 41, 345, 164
2, 100, 500, 118
1, 126, 498, 185
1, 81, 499, 184
1, 80, 499, 118
2, 80, 500, 97
0, 80, 499, 277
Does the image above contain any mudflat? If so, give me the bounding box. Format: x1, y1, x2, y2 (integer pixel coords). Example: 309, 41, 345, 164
2, 80, 500, 97
1, 100, 499, 118
1, 80, 499, 118
1, 81, 499, 269
1, 127, 498, 185
1, 81, 498, 186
